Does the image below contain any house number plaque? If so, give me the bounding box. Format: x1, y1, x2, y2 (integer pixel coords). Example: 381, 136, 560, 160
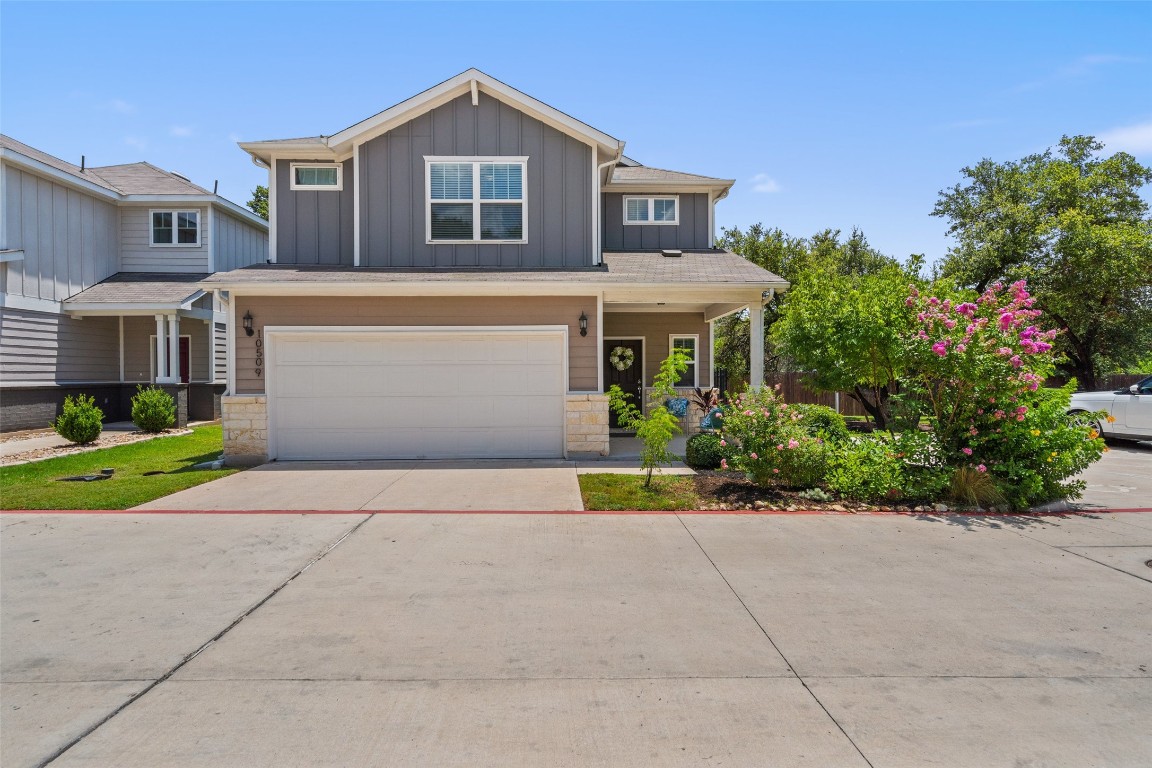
254, 332, 263, 377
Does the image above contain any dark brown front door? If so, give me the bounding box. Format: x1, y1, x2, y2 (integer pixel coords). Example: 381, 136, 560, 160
604, 340, 643, 429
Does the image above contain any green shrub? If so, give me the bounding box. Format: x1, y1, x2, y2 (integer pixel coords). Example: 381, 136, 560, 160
794, 404, 850, 442
826, 431, 950, 502
131, 385, 176, 433
719, 386, 830, 488
685, 432, 729, 469
53, 394, 103, 445
607, 350, 691, 487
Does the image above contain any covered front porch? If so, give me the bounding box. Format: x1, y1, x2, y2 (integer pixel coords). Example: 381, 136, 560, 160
61, 273, 227, 423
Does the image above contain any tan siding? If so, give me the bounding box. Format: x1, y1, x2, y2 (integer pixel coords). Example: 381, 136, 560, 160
120, 205, 210, 272
0, 308, 119, 383
2, 164, 119, 300
234, 296, 598, 394
122, 315, 212, 382
603, 312, 711, 388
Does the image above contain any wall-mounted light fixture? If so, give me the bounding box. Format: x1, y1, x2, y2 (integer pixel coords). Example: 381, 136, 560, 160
579, 311, 588, 337
243, 310, 254, 337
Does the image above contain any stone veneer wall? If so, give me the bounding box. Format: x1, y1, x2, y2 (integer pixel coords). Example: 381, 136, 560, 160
566, 393, 609, 456
222, 394, 267, 466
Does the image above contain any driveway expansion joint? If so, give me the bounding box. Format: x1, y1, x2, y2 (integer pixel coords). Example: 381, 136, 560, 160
32, 512, 376, 768
674, 514, 877, 768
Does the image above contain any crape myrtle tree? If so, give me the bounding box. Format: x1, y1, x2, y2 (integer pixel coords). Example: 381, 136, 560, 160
933, 136, 1152, 390
714, 225, 897, 384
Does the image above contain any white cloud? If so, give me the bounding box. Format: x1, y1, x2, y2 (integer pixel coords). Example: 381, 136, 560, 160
1014, 53, 1142, 92
1097, 119, 1152, 155
123, 135, 148, 151
102, 99, 136, 115
169, 125, 194, 138
750, 173, 781, 193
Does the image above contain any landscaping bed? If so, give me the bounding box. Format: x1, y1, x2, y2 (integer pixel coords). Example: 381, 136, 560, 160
580, 472, 966, 513
0, 427, 193, 466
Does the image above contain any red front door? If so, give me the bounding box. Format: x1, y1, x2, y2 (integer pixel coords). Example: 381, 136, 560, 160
178, 337, 190, 384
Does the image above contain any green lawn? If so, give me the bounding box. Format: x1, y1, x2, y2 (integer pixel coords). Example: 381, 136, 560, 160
1, 425, 238, 510
579, 473, 701, 511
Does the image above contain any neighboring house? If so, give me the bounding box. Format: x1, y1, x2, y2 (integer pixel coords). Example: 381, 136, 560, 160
0, 135, 269, 431
207, 69, 786, 464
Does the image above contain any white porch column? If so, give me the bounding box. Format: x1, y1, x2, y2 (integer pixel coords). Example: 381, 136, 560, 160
749, 302, 765, 390
154, 314, 168, 383
167, 314, 180, 383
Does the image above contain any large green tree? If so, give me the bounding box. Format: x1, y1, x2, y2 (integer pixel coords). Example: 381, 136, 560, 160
933, 136, 1152, 389
247, 185, 269, 220
714, 225, 897, 384
771, 261, 919, 428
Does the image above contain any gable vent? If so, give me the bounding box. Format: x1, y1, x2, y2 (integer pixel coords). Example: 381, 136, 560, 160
661, 249, 682, 258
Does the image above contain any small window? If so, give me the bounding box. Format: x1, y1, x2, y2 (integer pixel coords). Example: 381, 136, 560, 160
151, 210, 200, 247
426, 157, 526, 243
670, 335, 698, 387
624, 196, 679, 226
290, 163, 342, 190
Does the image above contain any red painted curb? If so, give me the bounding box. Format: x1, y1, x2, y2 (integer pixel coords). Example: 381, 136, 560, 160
2, 508, 1151, 516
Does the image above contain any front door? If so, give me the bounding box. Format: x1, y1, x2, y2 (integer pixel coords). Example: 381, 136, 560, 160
604, 340, 643, 429
178, 337, 190, 384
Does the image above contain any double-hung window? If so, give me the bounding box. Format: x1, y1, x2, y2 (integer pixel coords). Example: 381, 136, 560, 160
426, 157, 526, 243
624, 196, 678, 225
670, 334, 698, 387
150, 210, 200, 246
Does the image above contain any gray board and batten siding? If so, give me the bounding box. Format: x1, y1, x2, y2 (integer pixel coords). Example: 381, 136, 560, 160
601, 192, 710, 251
274, 92, 594, 269
274, 159, 354, 266
2, 164, 119, 301
215, 209, 271, 271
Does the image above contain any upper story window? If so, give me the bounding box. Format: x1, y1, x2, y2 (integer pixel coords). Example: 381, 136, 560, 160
624, 196, 678, 225
425, 157, 527, 243
670, 334, 698, 387
290, 163, 342, 191
150, 210, 200, 247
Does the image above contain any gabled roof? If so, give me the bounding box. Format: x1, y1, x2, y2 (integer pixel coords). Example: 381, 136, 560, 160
1, 134, 268, 228
238, 69, 624, 164
86, 163, 211, 195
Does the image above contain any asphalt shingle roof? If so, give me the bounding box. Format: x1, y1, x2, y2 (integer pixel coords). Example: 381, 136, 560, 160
2, 134, 211, 196
63, 273, 210, 305
201, 251, 783, 286
610, 166, 732, 185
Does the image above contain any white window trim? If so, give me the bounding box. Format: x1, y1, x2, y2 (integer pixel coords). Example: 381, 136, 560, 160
669, 333, 699, 387
289, 163, 343, 191
424, 156, 528, 245
624, 195, 679, 226
149, 209, 201, 248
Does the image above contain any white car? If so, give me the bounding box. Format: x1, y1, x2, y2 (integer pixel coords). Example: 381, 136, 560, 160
1068, 376, 1152, 442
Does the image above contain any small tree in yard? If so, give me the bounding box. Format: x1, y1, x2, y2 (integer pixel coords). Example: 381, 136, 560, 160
607, 350, 690, 487
131, 385, 176, 433
53, 394, 104, 444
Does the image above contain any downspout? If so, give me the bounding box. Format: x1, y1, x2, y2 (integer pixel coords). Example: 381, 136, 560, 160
593, 141, 624, 266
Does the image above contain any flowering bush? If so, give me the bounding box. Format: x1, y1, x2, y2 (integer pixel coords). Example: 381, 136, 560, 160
718, 386, 829, 488
826, 430, 951, 502
905, 280, 1105, 507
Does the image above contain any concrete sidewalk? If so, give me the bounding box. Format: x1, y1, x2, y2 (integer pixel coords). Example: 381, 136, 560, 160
3, 511, 1150, 767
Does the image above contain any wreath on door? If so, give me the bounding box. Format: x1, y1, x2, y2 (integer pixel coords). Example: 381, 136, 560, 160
609, 346, 636, 371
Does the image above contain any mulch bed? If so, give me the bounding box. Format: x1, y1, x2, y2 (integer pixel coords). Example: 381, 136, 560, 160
691, 470, 954, 513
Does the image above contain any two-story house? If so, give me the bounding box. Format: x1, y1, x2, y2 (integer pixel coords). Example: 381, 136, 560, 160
0, 136, 269, 431
206, 69, 786, 464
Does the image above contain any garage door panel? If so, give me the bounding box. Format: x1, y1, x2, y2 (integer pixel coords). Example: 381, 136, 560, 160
268, 331, 566, 460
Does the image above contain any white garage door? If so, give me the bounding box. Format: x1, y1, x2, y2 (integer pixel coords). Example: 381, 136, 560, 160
267, 329, 566, 460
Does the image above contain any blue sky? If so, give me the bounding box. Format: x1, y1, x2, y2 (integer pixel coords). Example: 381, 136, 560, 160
3, 1, 1150, 263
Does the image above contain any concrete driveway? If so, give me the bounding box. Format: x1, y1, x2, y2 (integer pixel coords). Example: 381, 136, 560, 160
132, 460, 587, 511
3, 510, 1150, 767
